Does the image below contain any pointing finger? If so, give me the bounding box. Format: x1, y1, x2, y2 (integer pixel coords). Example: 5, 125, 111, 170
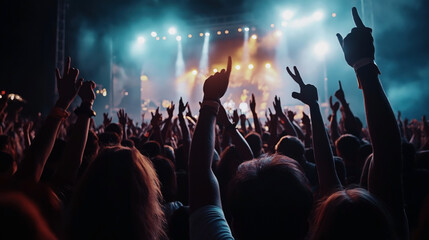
336, 33, 344, 49
352, 7, 365, 28
338, 80, 343, 90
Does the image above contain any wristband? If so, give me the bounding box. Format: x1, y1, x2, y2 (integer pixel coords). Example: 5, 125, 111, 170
49, 107, 70, 120
353, 60, 380, 89
200, 100, 220, 115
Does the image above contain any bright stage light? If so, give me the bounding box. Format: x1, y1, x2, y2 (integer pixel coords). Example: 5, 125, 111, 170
162, 36, 166, 40
168, 27, 177, 35
248, 64, 254, 69
213, 68, 218, 73
235, 65, 241, 70
270, 24, 275, 28
312, 10, 324, 21
199, 33, 204, 37
176, 36, 182, 41
314, 41, 329, 58
217, 31, 221, 35
156, 37, 160, 40
205, 32, 210, 36
140, 75, 149, 81
282, 10, 294, 20
244, 27, 250, 32
225, 30, 229, 34
137, 36, 145, 44
332, 12, 337, 18
238, 28, 242, 32
151, 32, 157, 37
188, 34, 192, 38
192, 69, 198, 75
275, 30, 283, 36
251, 34, 257, 40
281, 21, 288, 27
265, 63, 271, 69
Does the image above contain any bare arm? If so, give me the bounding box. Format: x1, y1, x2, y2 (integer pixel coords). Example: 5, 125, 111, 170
249, 94, 262, 135
329, 96, 341, 143
288, 66, 342, 196
51, 81, 96, 188
16, 57, 83, 182
273, 96, 297, 137
337, 7, 408, 238
189, 56, 231, 212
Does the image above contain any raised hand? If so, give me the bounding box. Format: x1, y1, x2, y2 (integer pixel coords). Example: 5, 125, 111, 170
103, 113, 112, 126
203, 56, 232, 101
55, 57, 83, 109
217, 104, 233, 126
334, 81, 346, 103
167, 101, 175, 119
151, 107, 162, 127
117, 109, 128, 127
287, 66, 318, 105
273, 95, 285, 117
336, 7, 375, 68
178, 97, 188, 115
78, 81, 96, 104
232, 109, 239, 124
329, 96, 340, 114
287, 110, 296, 122
302, 112, 310, 127
249, 93, 256, 113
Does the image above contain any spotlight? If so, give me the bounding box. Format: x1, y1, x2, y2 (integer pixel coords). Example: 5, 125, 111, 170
282, 10, 294, 20
270, 24, 275, 28
238, 28, 242, 32
205, 32, 210, 36
213, 68, 218, 73
217, 31, 221, 35
192, 69, 198, 75
137, 36, 145, 44
225, 30, 229, 34
140, 75, 149, 81
176, 36, 182, 41
200, 33, 204, 37
168, 27, 177, 35
235, 65, 241, 70
312, 10, 324, 21
156, 37, 160, 40
331, 12, 337, 18
162, 36, 166, 40
251, 34, 257, 40
188, 34, 192, 38
265, 63, 271, 69
244, 27, 250, 32
248, 64, 254, 69
151, 32, 157, 37
275, 30, 283, 36
314, 41, 329, 58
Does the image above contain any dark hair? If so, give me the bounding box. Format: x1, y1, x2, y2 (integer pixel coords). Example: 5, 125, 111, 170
335, 134, 360, 160
97, 132, 120, 147
151, 155, 177, 202
275, 135, 305, 162
311, 188, 397, 240
104, 123, 123, 139
245, 132, 263, 158
139, 140, 162, 159
229, 154, 313, 240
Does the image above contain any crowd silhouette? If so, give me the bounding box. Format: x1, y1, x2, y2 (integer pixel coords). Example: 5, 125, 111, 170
1, 7, 429, 240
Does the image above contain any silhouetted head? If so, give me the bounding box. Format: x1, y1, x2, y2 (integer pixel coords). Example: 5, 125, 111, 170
0, 192, 57, 240
151, 155, 177, 203
275, 135, 305, 163
139, 140, 162, 159
245, 132, 263, 158
68, 146, 166, 240
104, 123, 123, 140
229, 154, 313, 240
97, 132, 120, 148
0, 151, 16, 179
311, 188, 397, 240
335, 134, 360, 160
163, 145, 176, 164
